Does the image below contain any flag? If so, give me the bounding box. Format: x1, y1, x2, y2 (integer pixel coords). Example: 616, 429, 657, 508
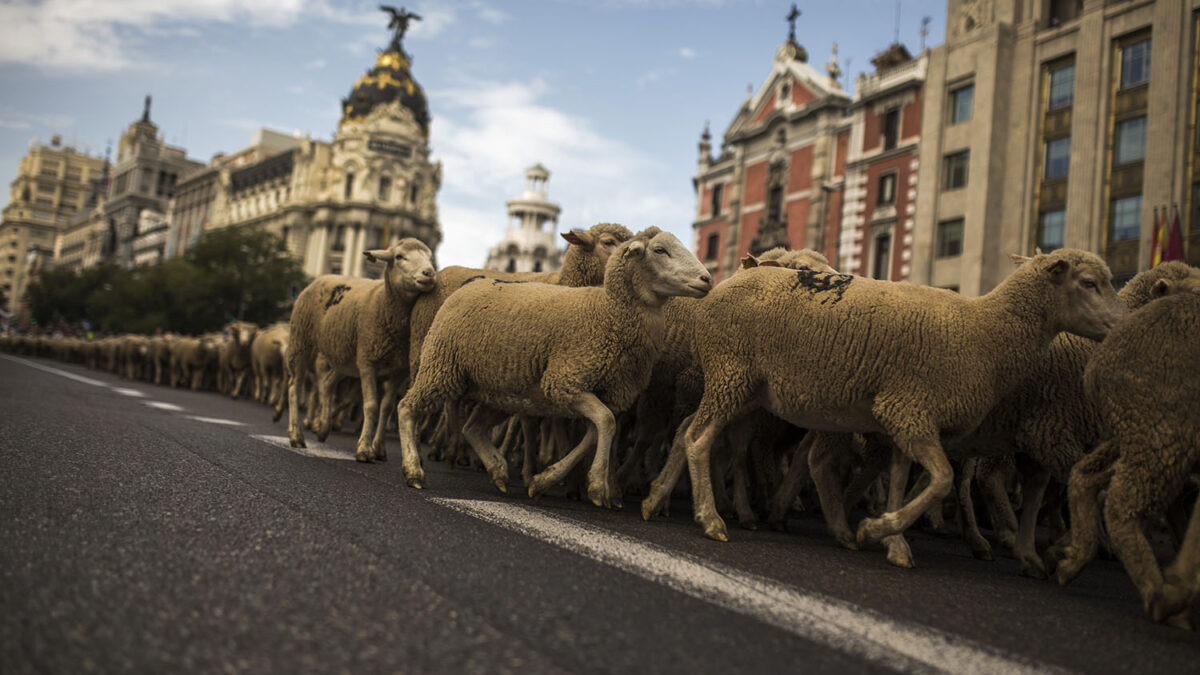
1164, 205, 1185, 263
1150, 206, 1163, 267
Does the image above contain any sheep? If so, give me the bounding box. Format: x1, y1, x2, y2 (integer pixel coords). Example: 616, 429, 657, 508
393, 228, 713, 497
169, 333, 223, 390
654, 249, 1124, 552
286, 238, 436, 464
1054, 287, 1200, 628
250, 322, 290, 421
148, 335, 173, 386
218, 321, 258, 399
947, 261, 1200, 577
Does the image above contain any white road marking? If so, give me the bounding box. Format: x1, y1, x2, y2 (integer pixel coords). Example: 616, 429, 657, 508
432, 498, 1069, 675
111, 387, 146, 397
0, 354, 108, 387
184, 415, 246, 426
251, 434, 355, 461
145, 401, 184, 412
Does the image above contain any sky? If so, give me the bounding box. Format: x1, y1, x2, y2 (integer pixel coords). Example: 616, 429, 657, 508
0, 0, 946, 268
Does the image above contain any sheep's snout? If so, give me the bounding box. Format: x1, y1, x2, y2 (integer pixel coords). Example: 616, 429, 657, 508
689, 274, 714, 295
417, 267, 437, 289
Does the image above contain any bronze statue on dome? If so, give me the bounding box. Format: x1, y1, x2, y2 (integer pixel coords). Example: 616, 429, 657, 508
380, 6, 421, 54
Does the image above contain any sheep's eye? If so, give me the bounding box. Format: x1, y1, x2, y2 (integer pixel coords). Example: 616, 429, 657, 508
1082, 279, 1097, 291
397, 255, 406, 261
654, 247, 668, 255
602, 239, 616, 247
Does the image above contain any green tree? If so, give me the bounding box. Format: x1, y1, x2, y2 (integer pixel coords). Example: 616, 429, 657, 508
186, 227, 308, 327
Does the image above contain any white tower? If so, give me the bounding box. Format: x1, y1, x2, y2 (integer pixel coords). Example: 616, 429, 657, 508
484, 164, 563, 273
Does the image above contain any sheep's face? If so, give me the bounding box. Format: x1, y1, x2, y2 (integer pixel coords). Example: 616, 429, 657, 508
230, 322, 257, 348
1033, 251, 1126, 341
634, 231, 713, 299
366, 238, 436, 295
563, 224, 632, 271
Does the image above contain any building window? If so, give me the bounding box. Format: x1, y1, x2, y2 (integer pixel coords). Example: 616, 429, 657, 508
1114, 117, 1146, 165
705, 232, 720, 261
767, 185, 784, 224
1045, 137, 1071, 179
344, 173, 355, 200
872, 231, 892, 280
1048, 63, 1075, 109
882, 108, 900, 150
877, 172, 897, 206
332, 225, 346, 251
780, 81, 791, 102
1119, 38, 1151, 89
937, 218, 964, 258
710, 183, 723, 217
506, 258, 516, 273
949, 84, 973, 124
1049, 0, 1081, 26
942, 150, 969, 190
409, 182, 420, 205
378, 176, 391, 202
141, 168, 154, 194
533, 260, 543, 272
1110, 195, 1142, 242
1038, 210, 1066, 251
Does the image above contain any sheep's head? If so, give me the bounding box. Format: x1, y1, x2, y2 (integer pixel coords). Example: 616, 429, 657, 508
748, 247, 837, 273
617, 228, 712, 301
1119, 261, 1200, 309
1151, 275, 1200, 298
229, 321, 258, 348
560, 223, 634, 286
365, 238, 436, 296
1009, 249, 1125, 341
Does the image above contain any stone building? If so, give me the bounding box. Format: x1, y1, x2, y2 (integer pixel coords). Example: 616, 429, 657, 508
484, 164, 563, 273
55, 162, 113, 272
166, 21, 442, 278
839, 44, 927, 280
692, 16, 851, 283
105, 96, 205, 269
912, 0, 1200, 294
0, 136, 106, 312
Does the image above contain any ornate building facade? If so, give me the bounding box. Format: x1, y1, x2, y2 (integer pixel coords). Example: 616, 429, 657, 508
0, 137, 106, 312
167, 17, 442, 279
484, 164, 563, 273
691, 18, 851, 283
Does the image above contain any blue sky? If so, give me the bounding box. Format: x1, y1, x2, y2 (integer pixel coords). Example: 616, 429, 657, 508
0, 0, 945, 267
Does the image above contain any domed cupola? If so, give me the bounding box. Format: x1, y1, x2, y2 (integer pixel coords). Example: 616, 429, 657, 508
340, 6, 429, 134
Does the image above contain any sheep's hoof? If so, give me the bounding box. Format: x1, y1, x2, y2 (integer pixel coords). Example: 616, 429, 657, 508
833, 530, 859, 551
492, 475, 508, 494
1150, 578, 1193, 628
355, 453, 374, 463
884, 536, 915, 568
702, 520, 729, 542
587, 483, 622, 510
640, 494, 665, 521
528, 474, 552, 499
971, 546, 995, 562
373, 442, 388, 462
856, 518, 883, 547
289, 436, 306, 449
1018, 553, 1048, 580
1056, 556, 1085, 587
272, 409, 283, 422
406, 474, 425, 489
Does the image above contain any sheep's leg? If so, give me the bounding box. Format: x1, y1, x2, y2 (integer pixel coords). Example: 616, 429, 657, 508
272, 374, 287, 423
877, 449, 916, 568
457, 406, 507, 492
980, 464, 1019, 551
684, 413, 734, 542
725, 422, 757, 529
809, 432, 859, 550
1102, 462, 1171, 626
233, 369, 248, 400
1013, 466, 1051, 579
1056, 440, 1120, 585
520, 416, 540, 488
641, 414, 695, 521
315, 366, 339, 443
352, 368, 382, 463
190, 366, 203, 391
369, 378, 399, 462
957, 458, 994, 561
1152, 490, 1200, 629
559, 393, 619, 509
528, 426, 598, 499
766, 433, 814, 531
286, 367, 307, 448
857, 434, 954, 561
394, 390, 440, 490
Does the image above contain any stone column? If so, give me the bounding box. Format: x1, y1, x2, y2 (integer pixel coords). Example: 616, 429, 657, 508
304, 224, 329, 277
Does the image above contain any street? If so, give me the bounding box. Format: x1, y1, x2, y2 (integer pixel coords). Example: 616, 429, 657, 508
1, 353, 1197, 674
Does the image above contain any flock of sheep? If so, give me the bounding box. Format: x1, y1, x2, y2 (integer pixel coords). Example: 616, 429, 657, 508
4, 222, 1198, 629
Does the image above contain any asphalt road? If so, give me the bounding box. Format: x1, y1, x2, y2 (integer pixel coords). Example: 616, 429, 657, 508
2, 353, 1197, 674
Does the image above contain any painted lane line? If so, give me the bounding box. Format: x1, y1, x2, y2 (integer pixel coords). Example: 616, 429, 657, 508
431, 498, 1069, 675
251, 434, 355, 461
111, 387, 146, 397
184, 415, 246, 426
0, 354, 108, 387
144, 401, 184, 412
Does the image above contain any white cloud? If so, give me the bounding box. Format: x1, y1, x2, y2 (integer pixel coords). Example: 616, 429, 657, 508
0, 0, 451, 71
305, 58, 326, 69
636, 67, 677, 88
427, 77, 688, 267
679, 47, 697, 59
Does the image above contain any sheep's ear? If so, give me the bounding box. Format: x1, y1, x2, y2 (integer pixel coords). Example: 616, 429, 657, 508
1009, 254, 1033, 266
623, 241, 646, 259
760, 260, 782, 267
1034, 247, 1045, 255
1151, 279, 1171, 298
1046, 259, 1070, 279
364, 249, 395, 263
562, 230, 591, 248
741, 255, 759, 269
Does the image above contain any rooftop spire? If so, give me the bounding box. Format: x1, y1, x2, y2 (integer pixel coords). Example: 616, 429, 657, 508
786, 4, 801, 43
141, 94, 152, 123
381, 5, 421, 56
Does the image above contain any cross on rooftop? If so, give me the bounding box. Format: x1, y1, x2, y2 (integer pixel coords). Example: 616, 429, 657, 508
787, 4, 801, 42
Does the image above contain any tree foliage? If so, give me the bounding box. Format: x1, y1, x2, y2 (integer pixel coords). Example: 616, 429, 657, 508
26, 227, 308, 334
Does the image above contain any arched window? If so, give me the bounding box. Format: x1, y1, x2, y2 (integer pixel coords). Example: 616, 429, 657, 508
505, 258, 516, 273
